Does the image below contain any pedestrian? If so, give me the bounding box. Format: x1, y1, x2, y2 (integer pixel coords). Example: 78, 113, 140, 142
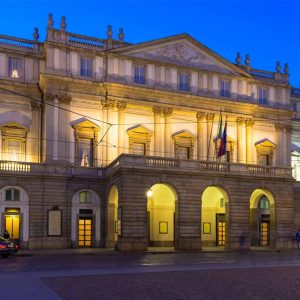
3, 230, 10, 240
295, 229, 300, 249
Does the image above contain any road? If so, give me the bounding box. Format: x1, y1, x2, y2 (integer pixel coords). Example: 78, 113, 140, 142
1, 249, 300, 299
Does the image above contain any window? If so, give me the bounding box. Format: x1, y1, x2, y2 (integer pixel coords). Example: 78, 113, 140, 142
127, 125, 152, 156
132, 142, 146, 155
259, 88, 267, 104
79, 138, 93, 167
225, 150, 231, 163
80, 57, 92, 77
259, 154, 270, 166
8, 57, 23, 79
0, 122, 28, 162
7, 140, 22, 161
175, 146, 190, 159
221, 80, 230, 97
172, 131, 194, 159
134, 65, 145, 84
259, 196, 270, 209
178, 73, 190, 91
5, 189, 20, 201
79, 191, 92, 203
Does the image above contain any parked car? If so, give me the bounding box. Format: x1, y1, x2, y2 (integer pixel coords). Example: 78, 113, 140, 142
0, 237, 19, 258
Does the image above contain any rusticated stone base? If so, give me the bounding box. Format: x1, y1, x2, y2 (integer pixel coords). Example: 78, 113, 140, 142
116, 237, 148, 251
177, 237, 202, 251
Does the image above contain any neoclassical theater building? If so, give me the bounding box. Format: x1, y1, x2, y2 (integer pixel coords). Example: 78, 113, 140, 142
0, 15, 296, 251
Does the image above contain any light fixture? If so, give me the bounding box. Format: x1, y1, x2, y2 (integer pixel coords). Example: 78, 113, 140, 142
146, 190, 153, 198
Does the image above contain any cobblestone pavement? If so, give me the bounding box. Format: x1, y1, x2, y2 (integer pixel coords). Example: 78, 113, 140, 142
1, 249, 300, 299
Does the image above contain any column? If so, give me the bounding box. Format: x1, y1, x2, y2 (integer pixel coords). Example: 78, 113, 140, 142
164, 108, 173, 158
53, 96, 59, 160
101, 99, 109, 166
236, 117, 246, 163
206, 113, 215, 160
275, 124, 284, 166
245, 118, 255, 164
107, 100, 116, 164
30, 101, 40, 162
196, 112, 207, 160
285, 125, 292, 167
153, 106, 163, 156
117, 101, 127, 156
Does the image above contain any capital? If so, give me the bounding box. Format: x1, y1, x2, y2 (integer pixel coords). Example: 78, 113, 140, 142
31, 101, 40, 111
117, 101, 127, 111
58, 94, 72, 104
196, 112, 206, 121
236, 117, 245, 126
163, 107, 173, 117
205, 113, 214, 121
153, 106, 163, 115
245, 118, 255, 128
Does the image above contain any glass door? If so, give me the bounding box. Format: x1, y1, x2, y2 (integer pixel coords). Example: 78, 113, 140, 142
259, 221, 270, 246
5, 215, 20, 239
78, 218, 92, 247
216, 214, 226, 246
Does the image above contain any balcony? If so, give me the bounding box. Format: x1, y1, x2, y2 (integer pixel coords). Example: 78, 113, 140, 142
0, 155, 293, 180
105, 154, 293, 179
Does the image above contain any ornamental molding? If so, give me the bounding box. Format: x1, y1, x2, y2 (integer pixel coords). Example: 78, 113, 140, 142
116, 101, 127, 111
196, 112, 206, 121
163, 107, 173, 117
245, 118, 255, 128
205, 113, 215, 121
153, 106, 163, 115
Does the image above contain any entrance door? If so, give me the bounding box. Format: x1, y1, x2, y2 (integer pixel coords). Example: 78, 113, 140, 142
78, 218, 92, 247
216, 214, 226, 246
259, 220, 270, 246
5, 215, 20, 239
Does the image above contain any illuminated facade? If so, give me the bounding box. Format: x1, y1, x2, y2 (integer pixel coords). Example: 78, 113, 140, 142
0, 15, 296, 250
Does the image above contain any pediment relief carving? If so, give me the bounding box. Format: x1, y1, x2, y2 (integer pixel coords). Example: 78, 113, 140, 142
130, 42, 235, 74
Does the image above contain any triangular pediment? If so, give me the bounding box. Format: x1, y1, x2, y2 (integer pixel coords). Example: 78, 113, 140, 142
71, 117, 100, 130
255, 138, 276, 148
172, 130, 195, 140
126, 124, 153, 136
113, 34, 251, 77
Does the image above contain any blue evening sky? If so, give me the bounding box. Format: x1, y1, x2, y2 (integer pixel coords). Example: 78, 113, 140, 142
1, 0, 299, 86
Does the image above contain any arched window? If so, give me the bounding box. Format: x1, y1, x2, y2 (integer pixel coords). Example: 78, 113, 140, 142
258, 196, 270, 209
5, 188, 20, 201
79, 191, 92, 203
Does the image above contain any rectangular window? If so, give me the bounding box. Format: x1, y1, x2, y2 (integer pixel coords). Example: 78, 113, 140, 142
5, 189, 20, 201
8, 57, 23, 79
226, 150, 231, 162
259, 154, 270, 166
80, 57, 92, 77
221, 80, 230, 97
259, 88, 267, 104
79, 138, 93, 167
134, 65, 145, 84
79, 191, 92, 203
178, 73, 190, 91
7, 140, 22, 161
175, 146, 190, 159
132, 142, 146, 155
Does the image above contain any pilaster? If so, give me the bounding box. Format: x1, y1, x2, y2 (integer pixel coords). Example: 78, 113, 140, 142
196, 112, 207, 160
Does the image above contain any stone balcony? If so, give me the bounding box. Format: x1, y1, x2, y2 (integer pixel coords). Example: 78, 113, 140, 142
0, 155, 293, 180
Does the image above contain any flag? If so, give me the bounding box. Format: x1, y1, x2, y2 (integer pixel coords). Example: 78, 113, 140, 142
218, 118, 227, 158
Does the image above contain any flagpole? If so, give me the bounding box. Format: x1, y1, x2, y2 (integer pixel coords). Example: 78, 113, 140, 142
207, 113, 215, 161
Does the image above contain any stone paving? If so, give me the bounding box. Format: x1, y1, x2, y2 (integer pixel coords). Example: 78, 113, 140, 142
1, 249, 300, 299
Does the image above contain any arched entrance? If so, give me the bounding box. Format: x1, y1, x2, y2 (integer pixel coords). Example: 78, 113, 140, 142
201, 186, 229, 248
250, 189, 275, 247
0, 186, 29, 249
147, 184, 177, 248
106, 185, 119, 248
71, 189, 100, 248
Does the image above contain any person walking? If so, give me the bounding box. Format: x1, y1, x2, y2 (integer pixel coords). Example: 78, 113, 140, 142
3, 230, 10, 240
295, 229, 300, 249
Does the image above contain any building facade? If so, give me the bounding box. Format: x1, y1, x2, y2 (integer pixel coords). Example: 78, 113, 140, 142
0, 15, 296, 251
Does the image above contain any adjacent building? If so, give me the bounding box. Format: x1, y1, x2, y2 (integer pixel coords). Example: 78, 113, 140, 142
0, 15, 296, 251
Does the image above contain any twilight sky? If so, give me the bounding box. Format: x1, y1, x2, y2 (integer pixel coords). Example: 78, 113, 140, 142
1, 0, 299, 86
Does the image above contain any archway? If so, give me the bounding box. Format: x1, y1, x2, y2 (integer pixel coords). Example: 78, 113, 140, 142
107, 185, 119, 248
201, 186, 229, 247
0, 185, 29, 249
250, 189, 275, 247
147, 183, 177, 248
71, 189, 100, 248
